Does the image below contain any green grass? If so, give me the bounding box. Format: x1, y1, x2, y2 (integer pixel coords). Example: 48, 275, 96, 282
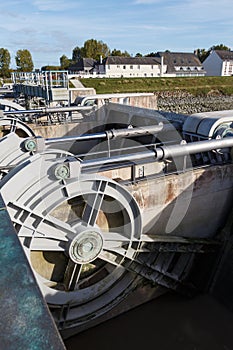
80, 76, 233, 96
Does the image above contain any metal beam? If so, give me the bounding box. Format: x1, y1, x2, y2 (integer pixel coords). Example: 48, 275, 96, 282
0, 195, 66, 349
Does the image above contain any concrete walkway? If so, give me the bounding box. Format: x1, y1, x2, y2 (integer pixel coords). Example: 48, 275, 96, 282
69, 78, 85, 88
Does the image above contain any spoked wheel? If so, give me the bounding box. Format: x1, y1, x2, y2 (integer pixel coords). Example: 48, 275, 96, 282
0, 153, 142, 329
0, 117, 35, 138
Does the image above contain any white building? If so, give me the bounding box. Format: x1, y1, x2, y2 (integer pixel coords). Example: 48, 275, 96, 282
203, 50, 233, 76
156, 52, 205, 77
68, 53, 205, 78
103, 53, 205, 78
104, 56, 162, 78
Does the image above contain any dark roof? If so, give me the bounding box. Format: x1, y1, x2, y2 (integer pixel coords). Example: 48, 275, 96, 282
156, 52, 202, 73
69, 58, 96, 71
105, 56, 161, 65
215, 50, 233, 60
83, 58, 96, 67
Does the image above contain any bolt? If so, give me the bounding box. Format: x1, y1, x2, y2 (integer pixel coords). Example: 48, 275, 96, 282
24, 139, 37, 152
80, 241, 94, 253
54, 164, 70, 180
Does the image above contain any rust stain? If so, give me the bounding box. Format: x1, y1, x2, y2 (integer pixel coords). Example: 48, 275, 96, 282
132, 188, 145, 209
193, 165, 233, 193
165, 181, 175, 204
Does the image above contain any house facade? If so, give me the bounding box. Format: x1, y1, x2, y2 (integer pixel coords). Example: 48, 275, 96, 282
68, 52, 205, 78
203, 50, 233, 76
103, 56, 162, 78
156, 52, 205, 77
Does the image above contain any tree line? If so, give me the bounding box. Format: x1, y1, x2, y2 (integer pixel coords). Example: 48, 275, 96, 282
59, 39, 133, 71
0, 49, 33, 78
0, 40, 231, 78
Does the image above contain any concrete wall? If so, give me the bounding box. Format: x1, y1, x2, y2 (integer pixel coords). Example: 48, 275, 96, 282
109, 95, 157, 109
69, 88, 96, 103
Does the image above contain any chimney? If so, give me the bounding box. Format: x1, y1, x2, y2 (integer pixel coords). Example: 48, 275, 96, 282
160, 55, 164, 77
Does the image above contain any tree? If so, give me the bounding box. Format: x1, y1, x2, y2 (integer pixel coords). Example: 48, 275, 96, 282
0, 48, 11, 78
69, 39, 111, 62
82, 39, 110, 60
111, 48, 122, 56
111, 49, 131, 57
145, 52, 156, 57
121, 50, 131, 57
72, 46, 84, 62
195, 48, 209, 63
195, 44, 231, 62
210, 44, 231, 51
60, 54, 71, 70
69, 39, 135, 64
15, 49, 34, 72
135, 52, 143, 57
41, 65, 60, 71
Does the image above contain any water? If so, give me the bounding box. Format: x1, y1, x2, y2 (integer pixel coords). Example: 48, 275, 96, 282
64, 292, 233, 350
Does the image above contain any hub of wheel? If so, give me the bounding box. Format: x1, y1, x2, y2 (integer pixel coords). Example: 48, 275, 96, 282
68, 230, 103, 264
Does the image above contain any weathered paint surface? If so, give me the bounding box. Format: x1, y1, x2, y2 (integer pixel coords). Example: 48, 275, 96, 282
95, 161, 233, 239
0, 195, 65, 350
129, 163, 233, 238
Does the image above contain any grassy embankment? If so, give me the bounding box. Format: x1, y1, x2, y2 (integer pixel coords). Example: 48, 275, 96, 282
80, 76, 233, 96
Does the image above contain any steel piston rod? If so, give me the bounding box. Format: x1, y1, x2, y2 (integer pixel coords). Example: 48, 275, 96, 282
80, 136, 233, 170
44, 123, 173, 144
154, 137, 233, 160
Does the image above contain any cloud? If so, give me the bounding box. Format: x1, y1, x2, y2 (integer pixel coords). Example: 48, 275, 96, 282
169, 0, 233, 20
0, 0, 232, 68
32, 0, 78, 11
134, 0, 162, 3
0, 0, 22, 7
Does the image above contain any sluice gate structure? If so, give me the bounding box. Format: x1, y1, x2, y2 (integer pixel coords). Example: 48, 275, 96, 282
1, 99, 233, 341
12, 70, 70, 105
11, 71, 156, 110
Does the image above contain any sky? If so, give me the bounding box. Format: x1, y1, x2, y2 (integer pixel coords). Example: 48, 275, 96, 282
0, 0, 232, 69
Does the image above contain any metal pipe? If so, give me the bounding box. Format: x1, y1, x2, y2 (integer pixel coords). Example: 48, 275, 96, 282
106, 124, 170, 139
80, 136, 233, 171
46, 132, 106, 144
45, 124, 171, 145
81, 150, 155, 170
3, 105, 94, 116
155, 137, 233, 160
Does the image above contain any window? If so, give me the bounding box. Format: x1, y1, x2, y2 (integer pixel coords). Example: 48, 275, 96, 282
151, 65, 154, 69
138, 65, 140, 69
123, 65, 126, 69
130, 65, 133, 69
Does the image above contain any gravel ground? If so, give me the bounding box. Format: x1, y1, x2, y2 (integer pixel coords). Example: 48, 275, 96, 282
157, 91, 233, 114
